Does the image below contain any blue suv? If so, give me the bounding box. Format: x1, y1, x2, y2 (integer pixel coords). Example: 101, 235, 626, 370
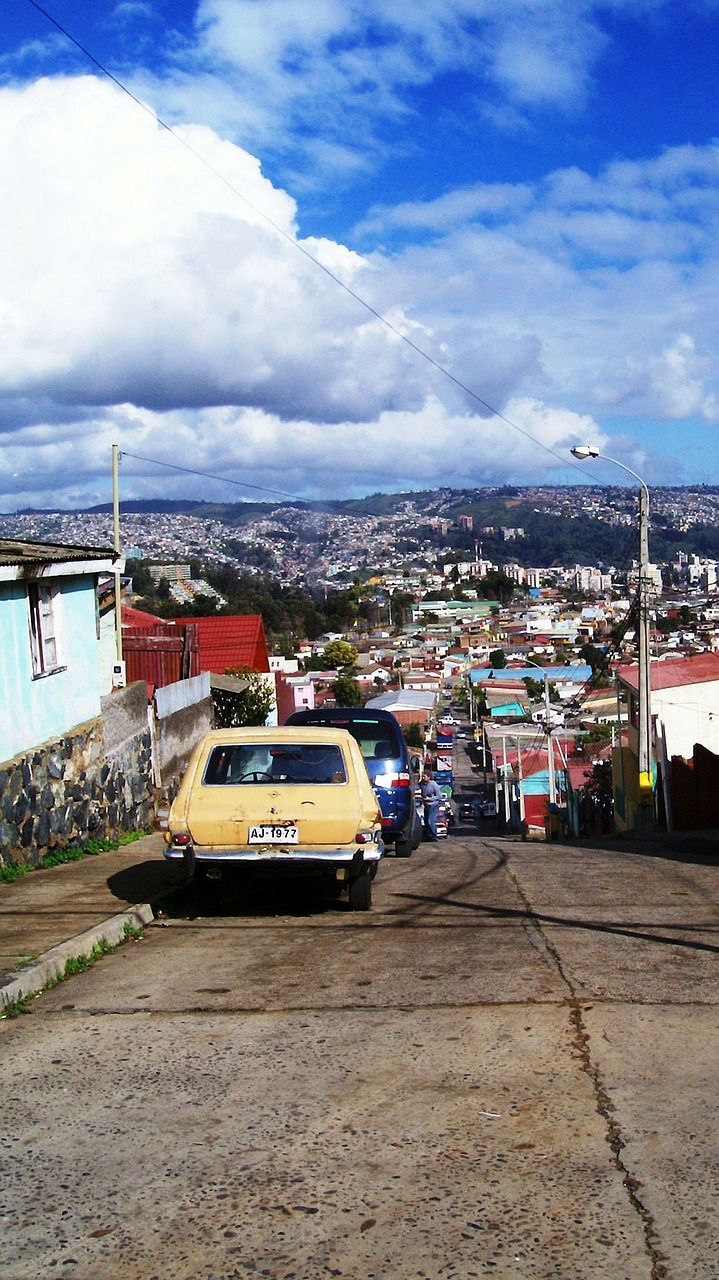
285, 707, 422, 856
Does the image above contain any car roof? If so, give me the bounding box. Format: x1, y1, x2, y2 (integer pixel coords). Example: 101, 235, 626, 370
287, 707, 400, 725
197, 726, 359, 746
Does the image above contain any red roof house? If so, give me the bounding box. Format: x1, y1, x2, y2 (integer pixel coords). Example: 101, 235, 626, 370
170, 614, 270, 675
122, 604, 165, 627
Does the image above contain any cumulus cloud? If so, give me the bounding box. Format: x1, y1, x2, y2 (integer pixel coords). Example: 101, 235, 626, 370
0, 395, 609, 512
2, 64, 719, 510
0, 75, 432, 425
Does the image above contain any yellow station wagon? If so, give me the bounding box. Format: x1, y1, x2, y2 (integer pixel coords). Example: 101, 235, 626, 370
164, 726, 384, 909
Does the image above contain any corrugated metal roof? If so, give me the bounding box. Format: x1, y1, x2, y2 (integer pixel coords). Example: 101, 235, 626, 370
0, 537, 119, 567
365, 690, 436, 711
618, 653, 719, 691
0, 535, 116, 565
470, 665, 593, 684
122, 604, 165, 626
170, 614, 270, 674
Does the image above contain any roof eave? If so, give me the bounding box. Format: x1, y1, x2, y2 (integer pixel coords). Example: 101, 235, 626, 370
0, 554, 124, 582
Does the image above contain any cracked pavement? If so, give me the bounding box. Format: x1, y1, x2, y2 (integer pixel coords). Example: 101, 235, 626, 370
2, 776, 719, 1278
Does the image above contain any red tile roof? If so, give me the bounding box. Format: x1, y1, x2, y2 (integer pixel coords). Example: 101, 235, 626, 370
617, 653, 719, 692
170, 614, 270, 674
122, 604, 166, 627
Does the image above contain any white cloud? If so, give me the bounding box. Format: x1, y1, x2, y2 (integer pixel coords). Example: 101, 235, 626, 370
0, 75, 433, 425
139, 0, 671, 182
0, 395, 609, 512
2, 69, 719, 509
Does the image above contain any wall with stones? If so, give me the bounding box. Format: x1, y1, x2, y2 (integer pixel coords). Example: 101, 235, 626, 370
0, 682, 154, 867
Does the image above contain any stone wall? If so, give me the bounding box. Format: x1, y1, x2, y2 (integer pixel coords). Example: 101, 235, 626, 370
0, 682, 154, 868
0, 680, 216, 867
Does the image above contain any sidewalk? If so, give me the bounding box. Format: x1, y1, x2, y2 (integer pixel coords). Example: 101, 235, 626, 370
0, 832, 187, 1009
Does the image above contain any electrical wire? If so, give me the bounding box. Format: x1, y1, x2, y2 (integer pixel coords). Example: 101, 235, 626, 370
24, 0, 598, 482
119, 450, 304, 502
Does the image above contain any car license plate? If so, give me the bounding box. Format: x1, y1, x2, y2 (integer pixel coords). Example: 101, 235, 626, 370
248, 824, 299, 844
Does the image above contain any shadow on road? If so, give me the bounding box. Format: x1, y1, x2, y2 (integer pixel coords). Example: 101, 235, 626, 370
392, 888, 719, 955
106, 860, 187, 907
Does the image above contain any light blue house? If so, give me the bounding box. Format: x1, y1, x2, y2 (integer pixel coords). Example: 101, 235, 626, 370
0, 539, 123, 763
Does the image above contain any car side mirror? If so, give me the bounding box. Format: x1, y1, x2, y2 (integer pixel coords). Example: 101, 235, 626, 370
410, 756, 421, 773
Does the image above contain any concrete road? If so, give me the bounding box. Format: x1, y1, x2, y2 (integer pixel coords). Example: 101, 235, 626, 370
2, 820, 719, 1280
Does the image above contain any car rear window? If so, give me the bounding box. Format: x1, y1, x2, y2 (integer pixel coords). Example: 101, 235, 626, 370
311, 719, 402, 761
203, 743, 347, 785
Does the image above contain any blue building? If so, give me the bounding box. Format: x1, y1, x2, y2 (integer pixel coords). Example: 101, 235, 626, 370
0, 539, 123, 762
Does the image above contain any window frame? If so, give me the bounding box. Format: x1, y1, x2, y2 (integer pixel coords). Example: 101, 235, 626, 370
27, 580, 65, 678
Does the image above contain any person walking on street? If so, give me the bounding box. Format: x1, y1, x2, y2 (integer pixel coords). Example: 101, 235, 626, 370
420, 769, 442, 842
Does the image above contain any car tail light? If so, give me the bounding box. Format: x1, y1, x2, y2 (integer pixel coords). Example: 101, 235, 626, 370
170, 832, 192, 846
355, 831, 373, 844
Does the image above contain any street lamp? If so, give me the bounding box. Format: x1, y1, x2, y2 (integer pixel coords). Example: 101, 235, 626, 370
570, 445, 653, 828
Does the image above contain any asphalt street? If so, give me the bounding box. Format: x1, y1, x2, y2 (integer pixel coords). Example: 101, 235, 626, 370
2, 743, 719, 1280
3, 721, 719, 1279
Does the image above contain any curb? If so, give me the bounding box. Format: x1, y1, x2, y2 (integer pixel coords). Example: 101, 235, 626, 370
0, 902, 157, 1011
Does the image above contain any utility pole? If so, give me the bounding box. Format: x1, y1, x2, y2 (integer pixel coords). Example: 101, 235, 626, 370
516, 735, 525, 826
637, 483, 653, 829
112, 444, 123, 664
570, 445, 654, 831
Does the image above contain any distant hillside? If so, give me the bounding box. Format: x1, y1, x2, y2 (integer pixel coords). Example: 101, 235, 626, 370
12, 484, 719, 569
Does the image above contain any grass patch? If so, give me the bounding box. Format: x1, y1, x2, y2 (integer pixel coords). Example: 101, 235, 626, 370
1, 927, 144, 1018
57, 940, 116, 978
0, 829, 151, 885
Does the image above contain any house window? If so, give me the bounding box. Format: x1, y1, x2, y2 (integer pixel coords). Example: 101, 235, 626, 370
28, 582, 63, 677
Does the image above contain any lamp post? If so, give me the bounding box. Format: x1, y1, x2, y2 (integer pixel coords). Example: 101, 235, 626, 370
570, 445, 653, 828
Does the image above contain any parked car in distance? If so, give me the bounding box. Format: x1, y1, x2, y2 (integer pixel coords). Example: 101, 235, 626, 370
286, 707, 422, 857
164, 726, 384, 910
459, 797, 481, 821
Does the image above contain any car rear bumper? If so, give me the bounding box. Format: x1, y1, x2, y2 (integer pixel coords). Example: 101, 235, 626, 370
164, 843, 384, 870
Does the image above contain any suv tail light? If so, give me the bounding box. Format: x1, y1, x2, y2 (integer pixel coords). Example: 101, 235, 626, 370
375, 770, 412, 789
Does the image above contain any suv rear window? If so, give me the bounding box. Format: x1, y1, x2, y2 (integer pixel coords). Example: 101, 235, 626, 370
203, 743, 347, 785
311, 718, 403, 762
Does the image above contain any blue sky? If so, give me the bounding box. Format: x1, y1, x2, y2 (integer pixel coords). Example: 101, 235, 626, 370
2, 0, 719, 509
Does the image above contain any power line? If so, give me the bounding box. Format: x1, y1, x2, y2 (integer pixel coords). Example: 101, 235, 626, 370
25, 0, 593, 481
119, 451, 304, 502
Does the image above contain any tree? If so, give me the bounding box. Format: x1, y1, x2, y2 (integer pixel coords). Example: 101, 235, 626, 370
403, 721, 424, 748
583, 723, 613, 747
390, 591, 414, 630
579, 642, 612, 685
331, 675, 364, 706
523, 676, 545, 702
212, 668, 275, 728
489, 648, 507, 668
582, 758, 614, 831
321, 640, 358, 670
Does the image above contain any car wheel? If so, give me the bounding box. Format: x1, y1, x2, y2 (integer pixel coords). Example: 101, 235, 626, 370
394, 830, 412, 858
348, 872, 372, 911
